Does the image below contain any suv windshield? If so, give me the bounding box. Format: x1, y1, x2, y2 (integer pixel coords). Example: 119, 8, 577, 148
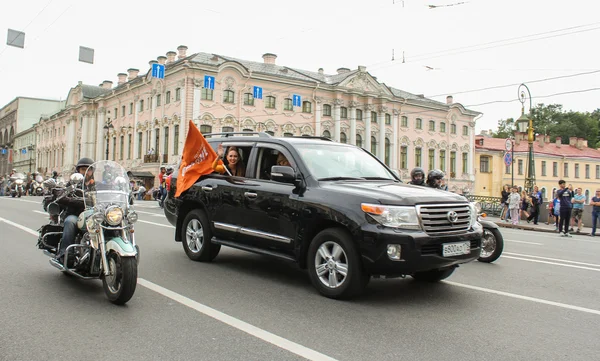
295, 143, 397, 181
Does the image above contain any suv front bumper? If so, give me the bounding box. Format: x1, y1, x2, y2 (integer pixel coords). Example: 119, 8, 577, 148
357, 223, 483, 276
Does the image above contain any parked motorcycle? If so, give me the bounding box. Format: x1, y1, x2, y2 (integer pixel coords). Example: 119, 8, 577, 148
474, 202, 504, 263
32, 175, 44, 196
9, 172, 25, 197
37, 160, 140, 304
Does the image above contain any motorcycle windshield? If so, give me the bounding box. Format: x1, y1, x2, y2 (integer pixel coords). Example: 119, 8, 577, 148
84, 161, 131, 210
10, 173, 25, 181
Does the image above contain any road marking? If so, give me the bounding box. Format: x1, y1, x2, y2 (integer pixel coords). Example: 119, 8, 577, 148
505, 239, 543, 245
137, 219, 175, 228
0, 197, 40, 204
446, 281, 600, 316
33, 210, 47, 215
138, 278, 338, 361
136, 210, 165, 217
0, 216, 39, 236
504, 252, 600, 267
502, 256, 600, 272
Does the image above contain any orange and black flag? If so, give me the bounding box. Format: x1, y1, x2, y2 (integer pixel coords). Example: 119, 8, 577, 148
175, 120, 223, 197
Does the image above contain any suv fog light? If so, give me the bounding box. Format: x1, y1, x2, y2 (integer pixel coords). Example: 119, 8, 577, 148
387, 244, 402, 261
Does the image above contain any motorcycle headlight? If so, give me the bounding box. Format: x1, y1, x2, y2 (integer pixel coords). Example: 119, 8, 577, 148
361, 203, 421, 230
93, 212, 104, 224
105, 206, 123, 226
468, 203, 478, 227
126, 210, 138, 224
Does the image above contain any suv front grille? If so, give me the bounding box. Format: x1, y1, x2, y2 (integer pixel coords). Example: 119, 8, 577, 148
417, 204, 471, 235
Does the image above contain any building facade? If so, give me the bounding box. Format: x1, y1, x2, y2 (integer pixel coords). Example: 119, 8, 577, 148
35, 46, 480, 191
475, 134, 600, 203
12, 126, 36, 174
0, 97, 64, 175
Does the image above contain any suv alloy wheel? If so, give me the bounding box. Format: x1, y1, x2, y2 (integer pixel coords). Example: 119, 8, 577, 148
181, 210, 221, 262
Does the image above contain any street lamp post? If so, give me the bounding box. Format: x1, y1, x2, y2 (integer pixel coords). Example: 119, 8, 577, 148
27, 145, 34, 173
516, 83, 535, 194
103, 121, 114, 160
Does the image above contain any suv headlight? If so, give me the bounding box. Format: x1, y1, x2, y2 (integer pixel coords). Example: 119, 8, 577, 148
468, 203, 478, 227
105, 206, 124, 226
361, 203, 421, 230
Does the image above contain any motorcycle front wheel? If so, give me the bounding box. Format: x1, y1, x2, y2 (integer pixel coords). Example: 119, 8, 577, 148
102, 253, 137, 305
478, 228, 504, 263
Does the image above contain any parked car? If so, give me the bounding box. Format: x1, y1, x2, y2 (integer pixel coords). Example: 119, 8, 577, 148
164, 133, 482, 299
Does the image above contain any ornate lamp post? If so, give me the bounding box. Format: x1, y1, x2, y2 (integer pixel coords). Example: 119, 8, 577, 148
103, 121, 114, 160
516, 84, 535, 194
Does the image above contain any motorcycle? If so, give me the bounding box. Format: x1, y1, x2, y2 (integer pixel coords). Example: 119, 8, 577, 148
37, 160, 140, 305
32, 175, 45, 196
474, 202, 504, 263
9, 172, 25, 197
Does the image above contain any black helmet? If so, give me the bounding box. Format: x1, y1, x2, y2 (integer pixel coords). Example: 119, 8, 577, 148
426, 169, 445, 188
410, 167, 425, 186
76, 157, 94, 171
52, 170, 58, 177
166, 166, 174, 174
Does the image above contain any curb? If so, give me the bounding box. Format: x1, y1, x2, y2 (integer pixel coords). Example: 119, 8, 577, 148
494, 222, 591, 236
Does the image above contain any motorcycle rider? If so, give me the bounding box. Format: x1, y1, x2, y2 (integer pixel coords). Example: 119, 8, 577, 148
408, 167, 426, 186
52, 170, 59, 180
54, 157, 95, 265
426, 169, 445, 189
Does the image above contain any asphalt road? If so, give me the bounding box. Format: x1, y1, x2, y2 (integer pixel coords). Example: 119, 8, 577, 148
1, 196, 599, 361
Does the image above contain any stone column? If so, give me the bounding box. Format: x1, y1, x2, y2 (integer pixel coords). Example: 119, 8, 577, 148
392, 109, 399, 170
179, 79, 186, 156
378, 106, 387, 161
192, 79, 201, 121
64, 116, 76, 170
96, 107, 106, 160
86, 110, 96, 158
364, 105, 373, 153
349, 101, 358, 146
315, 98, 322, 136
333, 99, 343, 142
80, 111, 89, 158
469, 121, 476, 187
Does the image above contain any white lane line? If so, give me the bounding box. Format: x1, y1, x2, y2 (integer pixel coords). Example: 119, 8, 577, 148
503, 256, 600, 272
138, 278, 338, 361
446, 281, 600, 316
504, 252, 600, 267
33, 210, 47, 215
137, 219, 175, 228
136, 210, 166, 218
505, 239, 543, 245
0, 216, 39, 236
0, 197, 40, 204
500, 229, 600, 244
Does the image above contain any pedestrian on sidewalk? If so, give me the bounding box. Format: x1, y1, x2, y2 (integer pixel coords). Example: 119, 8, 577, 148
508, 186, 521, 225
520, 190, 531, 221
557, 180, 574, 237
527, 185, 542, 225
500, 184, 510, 220
553, 195, 561, 230
572, 188, 585, 233
589, 189, 600, 236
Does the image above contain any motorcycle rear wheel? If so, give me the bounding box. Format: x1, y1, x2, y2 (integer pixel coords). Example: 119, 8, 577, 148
102, 253, 137, 305
478, 228, 504, 263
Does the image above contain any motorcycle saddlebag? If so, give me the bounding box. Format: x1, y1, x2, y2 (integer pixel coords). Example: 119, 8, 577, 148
37, 224, 63, 251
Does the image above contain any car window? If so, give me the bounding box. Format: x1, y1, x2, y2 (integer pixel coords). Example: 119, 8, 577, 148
210, 141, 252, 177
255, 147, 295, 181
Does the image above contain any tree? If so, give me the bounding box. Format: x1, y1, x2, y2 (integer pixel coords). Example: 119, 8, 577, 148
492, 118, 514, 139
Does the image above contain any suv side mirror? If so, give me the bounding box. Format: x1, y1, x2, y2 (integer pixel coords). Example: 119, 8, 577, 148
270, 165, 296, 184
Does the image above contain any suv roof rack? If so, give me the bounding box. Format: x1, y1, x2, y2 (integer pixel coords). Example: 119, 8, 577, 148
203, 131, 272, 138
288, 136, 333, 141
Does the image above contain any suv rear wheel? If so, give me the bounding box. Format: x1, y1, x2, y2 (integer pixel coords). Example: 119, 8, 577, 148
181, 209, 221, 262
307, 228, 369, 299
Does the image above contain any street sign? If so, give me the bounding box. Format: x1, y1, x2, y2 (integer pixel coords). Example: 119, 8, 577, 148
21, 149, 26, 154
1, 149, 6, 154
204, 75, 215, 89
7, 29, 25, 49
293, 94, 301, 107
152, 63, 165, 79
79, 46, 94, 64
504, 152, 512, 166
505, 138, 512, 151
253, 86, 263, 99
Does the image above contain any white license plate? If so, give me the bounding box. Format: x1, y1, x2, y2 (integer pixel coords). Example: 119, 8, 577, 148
442, 241, 470, 257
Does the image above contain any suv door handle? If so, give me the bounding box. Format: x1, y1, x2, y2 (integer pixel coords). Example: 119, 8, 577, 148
244, 192, 257, 199
202, 186, 213, 192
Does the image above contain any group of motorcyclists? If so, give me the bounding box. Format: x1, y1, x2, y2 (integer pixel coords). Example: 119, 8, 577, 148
0, 169, 60, 197
408, 167, 449, 190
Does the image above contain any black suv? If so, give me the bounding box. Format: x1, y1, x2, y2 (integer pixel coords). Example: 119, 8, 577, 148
164, 133, 482, 299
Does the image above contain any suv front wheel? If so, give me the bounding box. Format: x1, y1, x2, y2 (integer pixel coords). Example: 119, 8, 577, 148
181, 209, 221, 262
307, 228, 369, 299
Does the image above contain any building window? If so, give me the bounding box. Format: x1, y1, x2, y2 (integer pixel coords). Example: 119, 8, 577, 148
463, 125, 469, 136
265, 96, 276, 109
450, 151, 456, 174
575, 163, 580, 178
113, 108, 117, 118
128, 134, 132, 160
518, 159, 523, 175
451, 124, 456, 134
323, 104, 332, 116
222, 126, 234, 133
426, 149, 434, 171
505, 164, 511, 174
323, 130, 331, 139
201, 88, 214, 100
416, 118, 423, 129
564, 163, 569, 177
462, 152, 468, 174
429, 120, 435, 132
541, 187, 547, 202
200, 125, 212, 134
340, 132, 347, 144
400, 146, 408, 169
283, 132, 293, 137
356, 134, 363, 148
129, 103, 133, 114
385, 114, 391, 125
384, 138, 390, 165
112, 138, 116, 161
371, 112, 377, 123
164, 126, 169, 155
371, 136, 377, 155
156, 95, 161, 107
539, 160, 546, 176
415, 148, 422, 167
341, 107, 348, 119
244, 93, 254, 106
173, 125, 179, 155
175, 88, 181, 101
223, 90, 234, 104
139, 100, 144, 112
166, 91, 171, 104
596, 165, 599, 179
585, 189, 590, 204
356, 109, 363, 121
137, 132, 142, 158
302, 101, 312, 113
553, 162, 558, 177
265, 130, 275, 136
155, 128, 160, 152
440, 122, 446, 133
401, 116, 408, 127
284, 98, 293, 111
439, 150, 446, 172
119, 136, 124, 160
480, 156, 490, 173
586, 164, 590, 179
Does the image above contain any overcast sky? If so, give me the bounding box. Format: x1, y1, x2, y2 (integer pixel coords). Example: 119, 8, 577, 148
1, 0, 598, 134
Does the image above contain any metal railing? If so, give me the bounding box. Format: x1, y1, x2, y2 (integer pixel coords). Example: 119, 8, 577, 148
464, 195, 504, 216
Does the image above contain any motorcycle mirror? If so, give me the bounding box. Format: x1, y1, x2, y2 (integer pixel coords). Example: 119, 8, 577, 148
70, 173, 84, 184
43, 179, 57, 189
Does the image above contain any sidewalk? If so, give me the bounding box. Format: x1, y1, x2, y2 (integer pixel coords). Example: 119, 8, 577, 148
485, 215, 597, 236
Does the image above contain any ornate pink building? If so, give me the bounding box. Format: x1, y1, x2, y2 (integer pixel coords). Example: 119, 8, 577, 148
35, 46, 480, 192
